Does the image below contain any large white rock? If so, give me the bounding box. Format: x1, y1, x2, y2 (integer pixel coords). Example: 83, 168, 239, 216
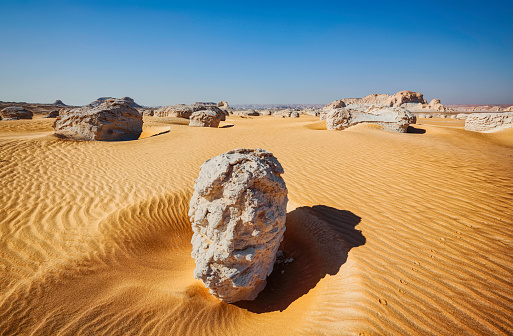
326, 105, 416, 132
189, 109, 222, 127
465, 112, 513, 132
188, 148, 288, 303
53, 98, 142, 141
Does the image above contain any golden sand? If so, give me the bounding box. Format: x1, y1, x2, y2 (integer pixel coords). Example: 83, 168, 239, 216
0, 115, 512, 335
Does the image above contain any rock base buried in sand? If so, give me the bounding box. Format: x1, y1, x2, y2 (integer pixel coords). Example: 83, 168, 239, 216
326, 105, 416, 133
52, 98, 143, 141
1, 106, 33, 120
188, 148, 288, 303
189, 109, 222, 127
464, 112, 513, 133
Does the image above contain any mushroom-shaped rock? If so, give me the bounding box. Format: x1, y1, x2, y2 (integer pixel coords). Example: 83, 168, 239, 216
218, 101, 229, 109
1, 106, 33, 120
189, 109, 222, 127
52, 98, 143, 141
326, 105, 415, 133
465, 112, 513, 132
189, 148, 288, 303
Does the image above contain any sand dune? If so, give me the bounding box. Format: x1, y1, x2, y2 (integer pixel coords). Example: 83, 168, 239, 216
1, 115, 512, 335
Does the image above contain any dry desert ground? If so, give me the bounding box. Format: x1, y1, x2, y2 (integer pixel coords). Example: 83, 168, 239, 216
1, 115, 512, 335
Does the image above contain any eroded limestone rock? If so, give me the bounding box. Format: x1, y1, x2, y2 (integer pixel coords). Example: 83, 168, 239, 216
1, 106, 33, 120
465, 112, 513, 132
326, 105, 415, 132
189, 109, 222, 127
53, 98, 142, 141
189, 148, 288, 303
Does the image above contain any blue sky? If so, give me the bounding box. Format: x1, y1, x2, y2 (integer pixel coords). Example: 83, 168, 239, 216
1, 0, 512, 106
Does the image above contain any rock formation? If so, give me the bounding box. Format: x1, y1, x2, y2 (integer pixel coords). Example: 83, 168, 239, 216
44, 110, 60, 118
326, 105, 415, 132
53, 98, 143, 141
188, 148, 288, 303
53, 100, 66, 106
0, 106, 33, 120
189, 109, 222, 127
465, 112, 513, 133
154, 104, 227, 121
88, 97, 141, 108
218, 101, 229, 109
325, 91, 446, 113
289, 111, 300, 118
504, 106, 513, 112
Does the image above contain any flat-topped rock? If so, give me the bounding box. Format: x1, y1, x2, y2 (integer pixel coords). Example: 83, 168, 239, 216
53, 98, 143, 141
189, 148, 288, 303
465, 112, 513, 132
0, 106, 33, 120
326, 105, 415, 132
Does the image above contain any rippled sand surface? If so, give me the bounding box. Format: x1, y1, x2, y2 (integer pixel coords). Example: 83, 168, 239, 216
1, 115, 512, 335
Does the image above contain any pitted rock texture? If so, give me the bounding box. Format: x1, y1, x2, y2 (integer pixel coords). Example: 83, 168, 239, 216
326, 105, 415, 132
465, 112, 513, 133
189, 109, 222, 127
1, 106, 33, 120
53, 98, 143, 141
188, 148, 288, 303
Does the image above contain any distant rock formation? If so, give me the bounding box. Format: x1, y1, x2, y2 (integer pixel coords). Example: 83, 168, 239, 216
505, 106, 513, 112
217, 101, 229, 109
53, 100, 66, 106
189, 109, 222, 127
53, 98, 143, 141
456, 114, 469, 120
189, 148, 288, 303
0, 106, 33, 120
44, 109, 60, 118
325, 90, 447, 112
154, 104, 227, 121
325, 105, 415, 132
88, 97, 141, 108
465, 112, 513, 133
194, 102, 217, 107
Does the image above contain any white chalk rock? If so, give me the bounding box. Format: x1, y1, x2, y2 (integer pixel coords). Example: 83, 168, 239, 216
465, 112, 513, 132
189, 148, 288, 303
326, 105, 416, 132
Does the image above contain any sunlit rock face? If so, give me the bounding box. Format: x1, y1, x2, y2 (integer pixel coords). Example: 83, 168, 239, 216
465, 112, 513, 132
188, 148, 288, 303
53, 98, 143, 141
325, 105, 416, 133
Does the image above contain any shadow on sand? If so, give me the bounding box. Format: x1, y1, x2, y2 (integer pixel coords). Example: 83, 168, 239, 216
407, 126, 426, 134
235, 205, 365, 313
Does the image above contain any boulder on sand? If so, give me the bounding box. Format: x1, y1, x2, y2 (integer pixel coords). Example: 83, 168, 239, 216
189, 109, 222, 127
53, 98, 143, 141
326, 105, 415, 133
465, 112, 513, 133
189, 148, 288, 303
0, 106, 33, 120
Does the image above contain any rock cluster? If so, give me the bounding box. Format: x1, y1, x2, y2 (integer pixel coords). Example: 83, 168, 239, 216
189, 148, 288, 303
465, 112, 513, 133
326, 105, 415, 132
0, 106, 33, 120
53, 98, 143, 141
154, 104, 227, 120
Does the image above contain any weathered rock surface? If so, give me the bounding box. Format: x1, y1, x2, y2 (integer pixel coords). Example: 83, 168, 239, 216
384, 90, 427, 107
88, 96, 142, 108
44, 109, 60, 118
155, 104, 227, 121
218, 101, 229, 109
465, 112, 513, 133
504, 106, 513, 112
53, 98, 143, 141
189, 148, 288, 303
326, 105, 415, 132
189, 109, 222, 127
290, 111, 300, 118
0, 106, 33, 120
427, 99, 446, 112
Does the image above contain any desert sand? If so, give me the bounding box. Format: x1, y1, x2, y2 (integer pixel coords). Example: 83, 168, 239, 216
1, 115, 513, 335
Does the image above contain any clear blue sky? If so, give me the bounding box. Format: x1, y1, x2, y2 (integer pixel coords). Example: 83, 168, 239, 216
1, 0, 512, 106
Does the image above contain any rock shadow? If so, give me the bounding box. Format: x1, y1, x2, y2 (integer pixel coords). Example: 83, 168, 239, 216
407, 126, 426, 134
220, 124, 234, 128
235, 205, 365, 313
